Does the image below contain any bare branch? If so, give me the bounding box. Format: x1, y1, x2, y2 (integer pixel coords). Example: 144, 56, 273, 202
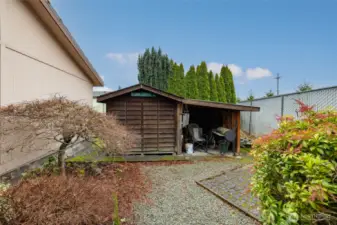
0, 97, 135, 158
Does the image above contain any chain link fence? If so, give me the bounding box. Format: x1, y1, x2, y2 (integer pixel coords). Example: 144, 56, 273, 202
239, 86, 337, 136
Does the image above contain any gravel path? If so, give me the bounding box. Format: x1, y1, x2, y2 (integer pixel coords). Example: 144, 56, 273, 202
199, 164, 260, 220
134, 160, 258, 225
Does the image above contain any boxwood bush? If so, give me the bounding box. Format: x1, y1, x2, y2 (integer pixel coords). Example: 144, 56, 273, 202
251, 100, 337, 224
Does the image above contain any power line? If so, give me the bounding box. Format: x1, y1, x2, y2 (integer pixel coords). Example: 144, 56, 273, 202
275, 73, 281, 95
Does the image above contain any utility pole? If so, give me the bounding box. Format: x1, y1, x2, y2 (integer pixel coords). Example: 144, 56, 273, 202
275, 73, 281, 95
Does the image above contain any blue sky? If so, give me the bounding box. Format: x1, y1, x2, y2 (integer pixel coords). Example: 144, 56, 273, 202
52, 0, 337, 99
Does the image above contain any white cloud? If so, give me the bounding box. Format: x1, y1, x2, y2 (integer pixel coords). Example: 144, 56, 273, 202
227, 64, 243, 77
207, 62, 223, 74
106, 52, 139, 65
246, 67, 272, 80
207, 62, 272, 80
207, 62, 243, 77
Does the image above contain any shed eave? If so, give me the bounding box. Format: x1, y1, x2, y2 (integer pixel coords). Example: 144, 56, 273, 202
182, 99, 260, 111
97, 84, 184, 103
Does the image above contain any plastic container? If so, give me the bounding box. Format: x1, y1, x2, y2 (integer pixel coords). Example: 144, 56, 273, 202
185, 143, 193, 154
219, 141, 229, 154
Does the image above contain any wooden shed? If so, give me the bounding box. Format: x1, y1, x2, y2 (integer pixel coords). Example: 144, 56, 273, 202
97, 84, 259, 155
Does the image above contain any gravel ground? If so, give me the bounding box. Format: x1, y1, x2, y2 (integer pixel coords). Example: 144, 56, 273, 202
134, 160, 258, 225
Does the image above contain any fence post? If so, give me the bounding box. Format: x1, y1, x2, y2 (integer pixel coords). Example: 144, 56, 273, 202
249, 100, 252, 135
281, 96, 284, 116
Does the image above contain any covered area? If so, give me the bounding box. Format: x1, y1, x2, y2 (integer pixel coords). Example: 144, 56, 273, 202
97, 84, 259, 155
182, 100, 250, 155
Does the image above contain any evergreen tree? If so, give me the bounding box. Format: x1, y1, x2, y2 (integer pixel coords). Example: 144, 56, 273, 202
216, 73, 226, 103
167, 63, 186, 97
185, 65, 199, 99
167, 62, 179, 95
196, 61, 210, 100
220, 66, 231, 103
177, 63, 186, 97
227, 66, 236, 103
137, 47, 172, 91
208, 71, 218, 101
161, 54, 171, 90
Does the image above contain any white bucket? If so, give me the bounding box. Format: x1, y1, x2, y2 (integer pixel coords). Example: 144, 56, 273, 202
185, 143, 193, 154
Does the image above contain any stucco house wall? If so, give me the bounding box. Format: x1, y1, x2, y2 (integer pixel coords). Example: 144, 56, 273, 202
0, 0, 104, 176
0, 0, 98, 106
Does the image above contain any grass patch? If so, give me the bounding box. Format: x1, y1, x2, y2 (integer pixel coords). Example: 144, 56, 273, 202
237, 155, 254, 164
99, 156, 127, 162
240, 147, 251, 154
67, 152, 254, 164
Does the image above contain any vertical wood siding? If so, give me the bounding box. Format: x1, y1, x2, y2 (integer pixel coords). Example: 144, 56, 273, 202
106, 95, 177, 153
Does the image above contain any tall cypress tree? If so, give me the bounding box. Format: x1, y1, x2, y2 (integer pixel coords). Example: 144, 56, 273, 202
151, 47, 157, 87
167, 62, 179, 95
185, 65, 198, 99
177, 63, 185, 97
161, 54, 171, 91
217, 74, 227, 103
221, 66, 236, 103
227, 66, 236, 103
197, 61, 210, 100
137, 47, 172, 91
220, 66, 230, 103
209, 71, 218, 102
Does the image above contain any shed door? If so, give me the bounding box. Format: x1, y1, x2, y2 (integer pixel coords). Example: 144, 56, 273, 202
110, 97, 176, 153
142, 98, 176, 152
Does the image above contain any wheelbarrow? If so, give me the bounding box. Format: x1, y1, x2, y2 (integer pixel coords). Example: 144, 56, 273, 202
212, 127, 237, 154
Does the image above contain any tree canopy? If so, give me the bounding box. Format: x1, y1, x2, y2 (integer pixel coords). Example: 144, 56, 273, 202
167, 62, 185, 96
220, 66, 236, 103
137, 47, 172, 91
265, 90, 275, 97
217, 74, 226, 103
197, 62, 210, 100
185, 65, 199, 99
139, 51, 237, 103
296, 82, 313, 93
209, 71, 218, 102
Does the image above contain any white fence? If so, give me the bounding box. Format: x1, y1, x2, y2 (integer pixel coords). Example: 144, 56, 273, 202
239, 86, 337, 136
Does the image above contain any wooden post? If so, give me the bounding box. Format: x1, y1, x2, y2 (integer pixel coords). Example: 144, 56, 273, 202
175, 103, 183, 154
235, 111, 241, 155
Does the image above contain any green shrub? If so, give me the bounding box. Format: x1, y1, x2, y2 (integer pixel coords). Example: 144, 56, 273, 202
251, 100, 337, 224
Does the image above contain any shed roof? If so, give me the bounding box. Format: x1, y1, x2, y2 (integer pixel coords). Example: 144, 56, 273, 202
97, 84, 260, 112
26, 0, 103, 86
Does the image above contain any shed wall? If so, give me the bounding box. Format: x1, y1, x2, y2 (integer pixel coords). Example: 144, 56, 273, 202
106, 95, 177, 153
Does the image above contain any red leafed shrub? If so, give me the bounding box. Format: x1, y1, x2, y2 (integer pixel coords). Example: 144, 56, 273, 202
0, 164, 150, 225
251, 100, 337, 224
295, 99, 315, 113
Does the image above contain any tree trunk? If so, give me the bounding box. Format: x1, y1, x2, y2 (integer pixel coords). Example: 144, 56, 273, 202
58, 142, 68, 177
